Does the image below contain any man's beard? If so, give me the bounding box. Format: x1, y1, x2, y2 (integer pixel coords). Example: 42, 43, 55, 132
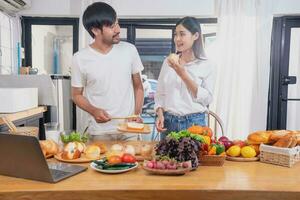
103, 34, 120, 45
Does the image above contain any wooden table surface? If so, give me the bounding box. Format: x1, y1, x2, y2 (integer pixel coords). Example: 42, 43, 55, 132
1, 142, 300, 200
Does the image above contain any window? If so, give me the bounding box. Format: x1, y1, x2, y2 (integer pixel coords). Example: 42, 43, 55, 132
0, 11, 13, 74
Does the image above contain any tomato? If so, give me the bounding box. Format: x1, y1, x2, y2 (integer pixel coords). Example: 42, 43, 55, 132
108, 155, 122, 165
121, 153, 136, 163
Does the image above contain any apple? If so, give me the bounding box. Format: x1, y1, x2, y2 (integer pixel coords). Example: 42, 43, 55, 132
232, 140, 246, 148
222, 140, 234, 150
218, 136, 229, 143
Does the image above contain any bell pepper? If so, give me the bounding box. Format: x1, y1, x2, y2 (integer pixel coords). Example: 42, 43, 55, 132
202, 135, 211, 145
212, 143, 225, 155
208, 146, 216, 155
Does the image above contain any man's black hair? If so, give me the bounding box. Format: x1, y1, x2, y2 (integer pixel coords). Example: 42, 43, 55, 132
82, 2, 117, 38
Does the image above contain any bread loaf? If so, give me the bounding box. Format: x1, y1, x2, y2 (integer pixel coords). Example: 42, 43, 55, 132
269, 130, 292, 143
290, 131, 300, 145
289, 135, 298, 148
39, 139, 59, 156
247, 131, 273, 144
273, 134, 293, 148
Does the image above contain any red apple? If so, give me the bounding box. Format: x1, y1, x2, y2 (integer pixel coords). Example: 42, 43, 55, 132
232, 140, 246, 147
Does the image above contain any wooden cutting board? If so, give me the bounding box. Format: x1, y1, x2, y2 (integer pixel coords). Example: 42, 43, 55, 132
54, 153, 102, 163
226, 156, 259, 162
117, 123, 151, 134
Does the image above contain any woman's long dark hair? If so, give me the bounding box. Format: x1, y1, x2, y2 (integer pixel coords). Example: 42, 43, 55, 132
175, 17, 206, 59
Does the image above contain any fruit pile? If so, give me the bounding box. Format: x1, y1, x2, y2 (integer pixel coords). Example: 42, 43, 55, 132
226, 145, 257, 158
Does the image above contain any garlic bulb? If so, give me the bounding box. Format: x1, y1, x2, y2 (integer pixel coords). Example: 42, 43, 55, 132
124, 145, 135, 156
111, 144, 123, 152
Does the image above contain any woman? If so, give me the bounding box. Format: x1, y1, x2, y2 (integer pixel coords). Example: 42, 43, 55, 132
155, 16, 215, 139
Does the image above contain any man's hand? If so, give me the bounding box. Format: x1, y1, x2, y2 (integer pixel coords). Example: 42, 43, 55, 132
92, 108, 111, 123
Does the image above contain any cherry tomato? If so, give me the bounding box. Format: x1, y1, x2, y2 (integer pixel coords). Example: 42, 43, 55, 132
121, 153, 136, 163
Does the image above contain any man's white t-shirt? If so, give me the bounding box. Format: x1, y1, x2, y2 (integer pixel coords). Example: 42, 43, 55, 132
71, 41, 144, 135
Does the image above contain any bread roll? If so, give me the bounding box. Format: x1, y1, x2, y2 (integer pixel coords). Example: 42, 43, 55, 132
61, 142, 81, 160
85, 145, 101, 159
167, 53, 179, 65
247, 131, 273, 144
92, 142, 107, 154
39, 139, 58, 156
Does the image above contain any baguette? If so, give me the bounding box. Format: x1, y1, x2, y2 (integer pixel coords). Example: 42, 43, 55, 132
289, 135, 298, 148
269, 130, 292, 143
273, 134, 293, 148
247, 130, 273, 144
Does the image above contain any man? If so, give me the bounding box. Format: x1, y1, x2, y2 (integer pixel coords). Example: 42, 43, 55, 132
71, 2, 144, 140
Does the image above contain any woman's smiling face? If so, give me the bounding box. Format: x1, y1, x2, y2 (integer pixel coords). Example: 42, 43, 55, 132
174, 24, 198, 53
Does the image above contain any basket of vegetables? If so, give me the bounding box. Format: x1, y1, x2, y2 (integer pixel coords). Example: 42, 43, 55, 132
155, 130, 204, 169
188, 125, 226, 166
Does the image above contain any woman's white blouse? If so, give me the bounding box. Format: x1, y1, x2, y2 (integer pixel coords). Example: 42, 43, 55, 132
154, 58, 215, 116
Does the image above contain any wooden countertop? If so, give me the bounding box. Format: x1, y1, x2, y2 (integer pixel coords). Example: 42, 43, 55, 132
0, 106, 47, 125
0, 150, 300, 200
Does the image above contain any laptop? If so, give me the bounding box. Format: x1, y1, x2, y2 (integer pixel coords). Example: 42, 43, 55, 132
0, 133, 87, 183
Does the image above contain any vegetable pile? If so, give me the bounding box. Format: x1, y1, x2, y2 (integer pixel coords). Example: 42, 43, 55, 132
60, 131, 89, 143
93, 157, 136, 170
155, 130, 203, 168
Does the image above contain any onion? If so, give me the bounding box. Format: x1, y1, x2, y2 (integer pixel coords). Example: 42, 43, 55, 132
111, 144, 123, 152
124, 145, 135, 156
218, 136, 229, 143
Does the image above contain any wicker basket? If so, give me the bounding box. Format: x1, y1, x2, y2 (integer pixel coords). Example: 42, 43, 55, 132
260, 144, 300, 167
199, 154, 226, 166
10, 127, 39, 138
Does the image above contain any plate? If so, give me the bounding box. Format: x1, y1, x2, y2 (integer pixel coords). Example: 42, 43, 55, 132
226, 156, 259, 162
90, 161, 138, 174
117, 123, 151, 134
54, 153, 101, 163
142, 166, 191, 175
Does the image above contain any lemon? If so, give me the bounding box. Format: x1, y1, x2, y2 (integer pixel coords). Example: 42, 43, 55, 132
241, 146, 256, 158
226, 145, 241, 157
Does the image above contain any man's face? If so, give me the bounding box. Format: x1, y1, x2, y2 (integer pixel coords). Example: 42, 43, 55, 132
100, 20, 121, 45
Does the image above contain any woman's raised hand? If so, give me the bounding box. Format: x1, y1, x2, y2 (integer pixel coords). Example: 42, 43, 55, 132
167, 53, 185, 76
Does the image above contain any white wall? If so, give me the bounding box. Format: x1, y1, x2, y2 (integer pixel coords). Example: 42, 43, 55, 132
273, 0, 300, 15
19, 0, 81, 17
20, 0, 215, 17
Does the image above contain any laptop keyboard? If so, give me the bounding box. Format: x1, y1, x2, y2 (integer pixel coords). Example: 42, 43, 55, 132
50, 169, 72, 178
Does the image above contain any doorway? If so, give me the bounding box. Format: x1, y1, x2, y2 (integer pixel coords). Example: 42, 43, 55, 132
22, 17, 79, 74
268, 16, 300, 130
